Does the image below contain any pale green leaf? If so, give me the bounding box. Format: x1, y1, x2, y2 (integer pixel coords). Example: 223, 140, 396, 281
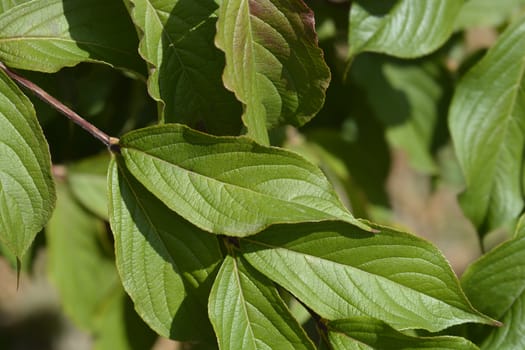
46, 182, 118, 330
461, 236, 525, 350
208, 254, 315, 350
242, 221, 495, 332
0, 69, 55, 258
455, 0, 525, 29
68, 154, 110, 220
0, 0, 28, 13
328, 317, 479, 350
349, 0, 464, 58
109, 158, 221, 343
449, 18, 525, 230
128, 0, 241, 133
216, 0, 330, 144
351, 54, 447, 174
118, 124, 369, 237
514, 213, 525, 238
0, 0, 144, 73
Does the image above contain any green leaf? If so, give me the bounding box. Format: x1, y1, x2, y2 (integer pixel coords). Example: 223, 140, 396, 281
0, 0, 29, 13
351, 54, 448, 174
455, 0, 525, 29
127, 0, 241, 133
208, 254, 315, 350
46, 182, 118, 330
108, 157, 222, 342
216, 0, 330, 144
242, 221, 495, 332
0, 0, 144, 73
349, 0, 464, 58
0, 69, 55, 258
328, 317, 479, 350
68, 154, 110, 220
461, 236, 525, 350
449, 18, 525, 230
118, 124, 369, 236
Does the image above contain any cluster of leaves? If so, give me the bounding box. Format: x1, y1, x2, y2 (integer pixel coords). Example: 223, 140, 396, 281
0, 0, 524, 349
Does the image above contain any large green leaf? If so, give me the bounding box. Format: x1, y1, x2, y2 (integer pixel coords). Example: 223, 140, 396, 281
455, 0, 525, 29
349, 0, 464, 58
118, 124, 369, 236
208, 254, 315, 350
328, 317, 479, 349
461, 236, 525, 350
351, 54, 448, 174
449, 18, 525, 230
0, 0, 144, 73
108, 158, 221, 343
127, 0, 241, 133
242, 221, 495, 332
46, 182, 118, 331
0, 0, 28, 13
216, 0, 330, 144
0, 69, 55, 258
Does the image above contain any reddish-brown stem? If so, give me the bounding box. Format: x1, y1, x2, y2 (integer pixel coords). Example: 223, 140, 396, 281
0, 61, 119, 148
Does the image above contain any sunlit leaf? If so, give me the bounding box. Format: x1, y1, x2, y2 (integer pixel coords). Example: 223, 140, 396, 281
208, 254, 315, 350
118, 124, 369, 236
328, 317, 479, 349
127, 0, 241, 133
461, 236, 525, 350
242, 221, 495, 332
455, 0, 525, 29
0, 69, 55, 258
0, 0, 144, 73
449, 18, 525, 231
109, 158, 221, 343
349, 0, 464, 58
0, 0, 29, 13
216, 0, 330, 144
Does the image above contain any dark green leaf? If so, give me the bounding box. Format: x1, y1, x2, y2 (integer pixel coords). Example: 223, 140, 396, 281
118, 124, 369, 236
0, 0, 144, 73
0, 69, 55, 258
216, 0, 330, 144
461, 236, 525, 349
208, 254, 315, 350
349, 0, 464, 58
242, 221, 495, 332
328, 317, 479, 349
127, 0, 241, 133
449, 18, 525, 230
108, 157, 221, 342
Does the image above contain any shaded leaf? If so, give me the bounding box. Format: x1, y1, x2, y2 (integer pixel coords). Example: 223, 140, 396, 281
68, 153, 110, 220
208, 254, 315, 350
216, 0, 330, 144
328, 317, 479, 349
128, 0, 241, 133
461, 236, 525, 350
118, 124, 369, 236
349, 0, 464, 58
0, 0, 144, 73
242, 221, 495, 332
449, 18, 525, 231
108, 158, 221, 342
0, 69, 55, 258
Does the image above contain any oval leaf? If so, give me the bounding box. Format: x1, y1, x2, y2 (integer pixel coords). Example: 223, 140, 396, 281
349, 0, 464, 58
118, 124, 369, 236
0, 69, 55, 258
242, 221, 495, 332
109, 158, 222, 342
461, 236, 525, 350
0, 0, 144, 73
449, 18, 525, 230
328, 317, 479, 350
208, 254, 315, 350
128, 0, 241, 133
216, 0, 330, 144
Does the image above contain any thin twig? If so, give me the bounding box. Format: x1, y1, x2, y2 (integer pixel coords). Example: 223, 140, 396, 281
0, 61, 119, 148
